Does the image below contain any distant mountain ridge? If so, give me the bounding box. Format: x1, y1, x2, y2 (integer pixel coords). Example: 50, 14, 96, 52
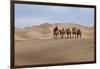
16, 23, 93, 29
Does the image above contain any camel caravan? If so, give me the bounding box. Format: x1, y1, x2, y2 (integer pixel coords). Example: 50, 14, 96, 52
53, 26, 82, 39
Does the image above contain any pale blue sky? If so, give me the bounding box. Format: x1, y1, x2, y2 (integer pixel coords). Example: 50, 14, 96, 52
15, 4, 94, 28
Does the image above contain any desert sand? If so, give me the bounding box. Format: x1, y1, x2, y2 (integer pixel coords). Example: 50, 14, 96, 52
15, 23, 95, 66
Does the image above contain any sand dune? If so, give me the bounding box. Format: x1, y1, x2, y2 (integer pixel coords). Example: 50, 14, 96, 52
15, 23, 95, 66
15, 39, 94, 66
15, 23, 94, 40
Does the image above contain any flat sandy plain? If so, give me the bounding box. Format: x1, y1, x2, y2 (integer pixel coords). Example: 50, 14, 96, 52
15, 23, 95, 66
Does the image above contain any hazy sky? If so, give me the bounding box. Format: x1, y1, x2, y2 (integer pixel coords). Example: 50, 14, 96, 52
15, 4, 94, 28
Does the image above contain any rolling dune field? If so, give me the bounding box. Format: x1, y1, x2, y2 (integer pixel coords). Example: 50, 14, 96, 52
15, 23, 95, 66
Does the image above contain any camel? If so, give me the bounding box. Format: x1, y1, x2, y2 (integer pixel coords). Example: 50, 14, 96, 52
66, 28, 71, 38
53, 26, 59, 39
72, 27, 77, 38
53, 26, 82, 39
59, 28, 66, 39
72, 27, 82, 38
76, 28, 82, 38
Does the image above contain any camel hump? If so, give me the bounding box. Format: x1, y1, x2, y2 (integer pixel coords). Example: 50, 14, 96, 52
77, 28, 82, 34
54, 26, 58, 31
77, 28, 81, 32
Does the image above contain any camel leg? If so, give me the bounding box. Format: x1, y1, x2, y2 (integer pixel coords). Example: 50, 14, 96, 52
64, 34, 65, 38
80, 34, 81, 38
72, 34, 74, 38
75, 34, 77, 38
67, 34, 68, 38
54, 35, 56, 39
70, 34, 71, 39
67, 34, 68, 39
68, 34, 69, 39
56, 34, 58, 39
77, 34, 78, 38
65, 34, 67, 39
66, 34, 68, 39
62, 34, 63, 39
55, 34, 57, 39
61, 34, 63, 39
73, 34, 74, 38
55, 35, 56, 39
57, 34, 58, 39
53, 33, 55, 39
62, 34, 64, 39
